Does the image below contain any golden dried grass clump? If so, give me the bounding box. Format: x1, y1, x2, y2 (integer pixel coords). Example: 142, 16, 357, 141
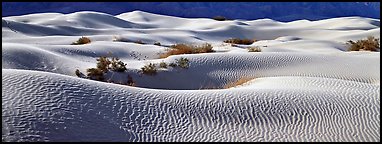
347, 36, 380, 51
72, 36, 91, 45
160, 43, 214, 58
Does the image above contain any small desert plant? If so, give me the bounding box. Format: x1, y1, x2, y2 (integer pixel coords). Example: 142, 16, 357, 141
169, 62, 177, 67
75, 69, 81, 77
193, 43, 214, 53
347, 36, 380, 51
72, 36, 91, 45
248, 46, 262, 52
110, 57, 127, 72
83, 55, 129, 82
96, 56, 111, 72
154, 42, 161, 46
176, 57, 189, 69
213, 16, 227, 21
160, 43, 215, 58
224, 38, 255, 45
87, 68, 105, 81
223, 77, 254, 89
74, 69, 86, 78
140, 63, 157, 75
159, 61, 168, 68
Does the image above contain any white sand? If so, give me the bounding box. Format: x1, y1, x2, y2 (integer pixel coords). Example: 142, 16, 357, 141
2, 11, 380, 142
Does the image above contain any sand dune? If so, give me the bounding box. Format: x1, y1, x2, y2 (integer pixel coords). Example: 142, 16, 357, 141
2, 11, 380, 142
2, 69, 379, 142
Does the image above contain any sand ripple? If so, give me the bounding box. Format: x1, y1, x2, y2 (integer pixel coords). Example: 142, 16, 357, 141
2, 69, 379, 142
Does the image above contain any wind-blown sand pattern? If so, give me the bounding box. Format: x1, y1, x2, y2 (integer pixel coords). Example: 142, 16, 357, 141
2, 11, 380, 142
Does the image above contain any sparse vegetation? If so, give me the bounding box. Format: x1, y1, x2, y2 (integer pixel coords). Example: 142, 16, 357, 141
223, 77, 254, 89
176, 57, 190, 69
347, 36, 380, 51
75, 69, 84, 77
91, 56, 128, 73
159, 61, 168, 68
110, 57, 127, 72
193, 43, 214, 53
160, 43, 214, 58
161, 44, 193, 58
139, 57, 189, 75
248, 46, 262, 52
213, 16, 227, 21
140, 63, 157, 75
96, 56, 111, 72
224, 38, 255, 45
169, 62, 177, 67
72, 36, 91, 45
75, 69, 81, 77
78, 54, 128, 81
87, 68, 105, 81
78, 54, 135, 86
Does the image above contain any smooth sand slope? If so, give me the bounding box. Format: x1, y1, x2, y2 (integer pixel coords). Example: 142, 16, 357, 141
2, 11, 380, 142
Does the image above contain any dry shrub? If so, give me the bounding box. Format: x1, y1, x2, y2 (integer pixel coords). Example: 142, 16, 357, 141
159, 61, 168, 68
72, 36, 91, 45
87, 68, 105, 81
160, 44, 193, 58
347, 36, 380, 51
96, 56, 111, 72
224, 38, 255, 45
176, 57, 189, 69
140, 63, 157, 76
160, 43, 214, 58
169, 62, 177, 67
93, 56, 127, 73
84, 55, 128, 82
248, 46, 262, 52
223, 77, 254, 89
193, 43, 214, 53
110, 57, 127, 72
75, 69, 81, 77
